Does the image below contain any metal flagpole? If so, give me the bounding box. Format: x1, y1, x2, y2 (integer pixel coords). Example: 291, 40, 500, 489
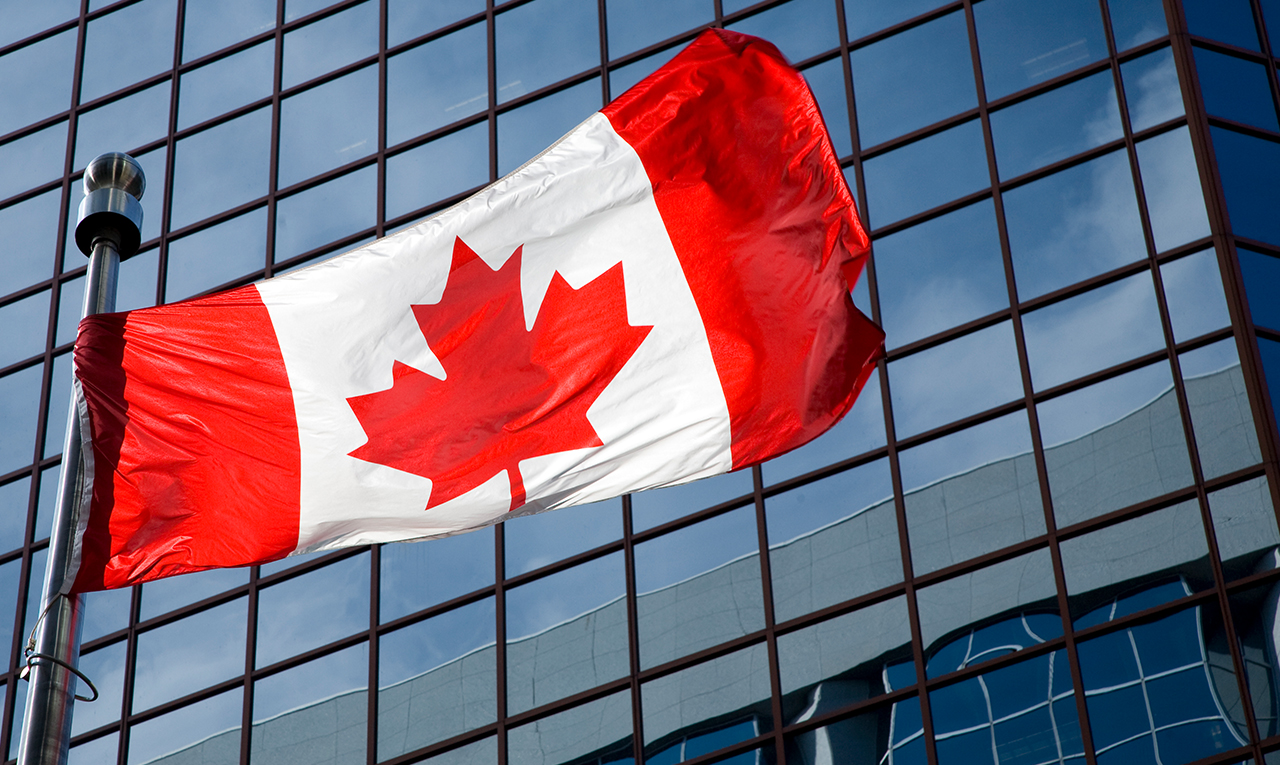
17, 153, 145, 765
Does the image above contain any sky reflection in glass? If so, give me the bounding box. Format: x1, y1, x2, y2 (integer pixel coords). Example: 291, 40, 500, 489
990, 69, 1122, 180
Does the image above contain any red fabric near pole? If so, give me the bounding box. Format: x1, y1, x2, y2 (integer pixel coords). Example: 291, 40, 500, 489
602, 30, 884, 469
73, 287, 301, 592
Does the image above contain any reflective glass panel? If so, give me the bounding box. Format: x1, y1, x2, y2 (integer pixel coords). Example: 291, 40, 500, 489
0, 29, 76, 136
1242, 247, 1280, 331
1194, 47, 1278, 132
283, 0, 377, 89
641, 642, 773, 759
850, 10, 976, 148
803, 58, 852, 158
388, 23, 488, 147
140, 566, 250, 620
34, 464, 60, 542
973, 0, 1107, 100
762, 371, 885, 483
0, 189, 60, 293
285, 0, 340, 22
1210, 476, 1278, 581
388, 0, 484, 47
165, 207, 267, 301
126, 689, 242, 765
0, 365, 42, 475
1108, 0, 1168, 50
178, 40, 274, 130
419, 737, 497, 765
630, 469, 753, 531
170, 106, 271, 230
606, 0, 710, 58
1038, 362, 1192, 528
386, 123, 489, 219
278, 65, 378, 188
80, 0, 177, 102
380, 526, 494, 622
505, 498, 621, 576
81, 585, 132, 643
73, 81, 170, 170
1004, 149, 1145, 300
0, 120, 68, 202
889, 321, 1023, 437
0, 478, 30, 553
69, 734, 118, 765
1263, 339, 1280, 446
901, 410, 1044, 575
844, 0, 950, 40
508, 689, 633, 765
635, 507, 762, 669
251, 642, 368, 765
275, 165, 376, 262
1182, 0, 1260, 50
116, 248, 160, 311
495, 0, 598, 103
0, 558, 19, 665
767, 460, 899, 622
256, 552, 370, 667
496, 78, 600, 176
0, 1, 78, 49
862, 120, 989, 228
378, 598, 496, 759
875, 199, 1003, 345
1229, 581, 1280, 742
777, 596, 910, 709
72, 641, 126, 735
183, 0, 276, 62
1212, 126, 1280, 248
1137, 126, 1211, 254
132, 597, 248, 712
785, 699, 913, 764
1161, 248, 1230, 343
506, 552, 627, 713
0, 290, 50, 368
1266, 0, 1280, 50
1180, 340, 1261, 480
725, 0, 838, 64
55, 277, 84, 347
1061, 500, 1210, 621
42, 354, 72, 461
991, 69, 1123, 180
609, 45, 679, 96
1122, 47, 1183, 133
1022, 272, 1165, 390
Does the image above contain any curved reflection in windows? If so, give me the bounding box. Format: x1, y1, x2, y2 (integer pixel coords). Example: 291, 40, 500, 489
1180, 340, 1261, 480
1208, 476, 1278, 582
508, 690, 632, 765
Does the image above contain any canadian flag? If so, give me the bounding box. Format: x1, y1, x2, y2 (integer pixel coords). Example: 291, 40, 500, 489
69, 30, 884, 592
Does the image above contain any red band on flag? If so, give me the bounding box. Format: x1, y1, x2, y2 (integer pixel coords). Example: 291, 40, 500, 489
73, 286, 301, 592
603, 30, 884, 468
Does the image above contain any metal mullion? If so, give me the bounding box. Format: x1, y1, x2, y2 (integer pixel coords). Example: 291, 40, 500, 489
960, 0, 1101, 760
758, 445, 892, 498
780, 685, 917, 740
858, 109, 982, 159
1185, 32, 1277, 60
627, 494, 756, 545
0, 113, 78, 152
380, 724, 500, 765
865, 188, 992, 239
274, 152, 379, 198
502, 677, 632, 729
772, 581, 908, 636
260, 0, 285, 284
500, 539, 624, 589
115, 585, 142, 765
882, 307, 1014, 362
366, 544, 379, 765
1070, 588, 1218, 645
597, 0, 609, 105
1225, 564, 1280, 596
1028, 348, 1170, 405
1103, 0, 1268, 755
374, 0, 387, 245
384, 10, 489, 60
751, 463, 786, 764
166, 197, 270, 242
1051, 484, 1203, 542
491, 68, 604, 118
604, 28, 703, 70
1205, 113, 1280, 140
0, 18, 81, 60
240, 562, 261, 765
74, 69, 173, 116
0, 179, 71, 215
494, 509, 508, 765
889, 399, 1025, 454
633, 632, 770, 686
124, 673, 246, 727
909, 536, 1051, 591
622, 495, 645, 764
487, 0, 497, 185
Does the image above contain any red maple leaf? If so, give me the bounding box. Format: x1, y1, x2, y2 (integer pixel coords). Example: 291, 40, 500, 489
347, 237, 652, 512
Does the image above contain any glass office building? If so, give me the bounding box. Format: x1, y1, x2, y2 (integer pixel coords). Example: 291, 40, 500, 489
4, 0, 1280, 762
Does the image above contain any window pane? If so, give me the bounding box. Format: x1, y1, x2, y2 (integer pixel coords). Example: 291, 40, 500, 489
0, 290, 50, 368
495, 0, 598, 104
282, 0, 378, 89
42, 353, 73, 460
387, 22, 488, 146
803, 58, 853, 158
140, 566, 250, 620
165, 206, 267, 301
505, 498, 621, 577
606, 0, 710, 59
69, 733, 118, 765
1023, 273, 1166, 390
80, 0, 178, 102
727, 0, 838, 63
275, 165, 376, 262
0, 366, 43, 475
379, 526, 494, 622
0, 30, 76, 136
845, 0, 950, 40
116, 247, 160, 312
0, 479, 30, 554
0, 1, 78, 49
386, 123, 489, 219
889, 321, 1024, 437
1182, 0, 1261, 50
378, 598, 496, 759
1004, 150, 1145, 300
862, 120, 989, 228
251, 643, 368, 765
126, 689, 241, 765
630, 470, 753, 531
388, 0, 484, 47
778, 596, 909, 708
170, 107, 271, 230
278, 66, 377, 188
1038, 362, 1193, 527
1241, 247, 1280, 332
1180, 340, 1261, 481
508, 690, 632, 765
1161, 249, 1230, 343
72, 641, 126, 736
178, 40, 274, 130
991, 69, 1122, 180
609, 45, 678, 96
785, 699, 914, 764
1210, 476, 1278, 581
33, 464, 59, 543
1137, 127, 1211, 254
132, 598, 247, 712
1194, 47, 1278, 132
183, 0, 276, 62
256, 552, 370, 668
496, 78, 600, 177
1121, 47, 1183, 132
73, 82, 170, 171
902, 410, 1045, 575
0, 189, 60, 293
506, 552, 627, 713
762, 370, 886, 483
0, 121, 68, 202
1108, 0, 1168, 50
1212, 126, 1280, 248
974, 0, 1107, 100
81, 585, 132, 643
850, 10, 976, 148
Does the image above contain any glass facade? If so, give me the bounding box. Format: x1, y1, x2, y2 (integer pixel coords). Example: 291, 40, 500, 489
2, 0, 1280, 763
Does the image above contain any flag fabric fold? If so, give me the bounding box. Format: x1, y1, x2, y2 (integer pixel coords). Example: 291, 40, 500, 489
69, 29, 884, 593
